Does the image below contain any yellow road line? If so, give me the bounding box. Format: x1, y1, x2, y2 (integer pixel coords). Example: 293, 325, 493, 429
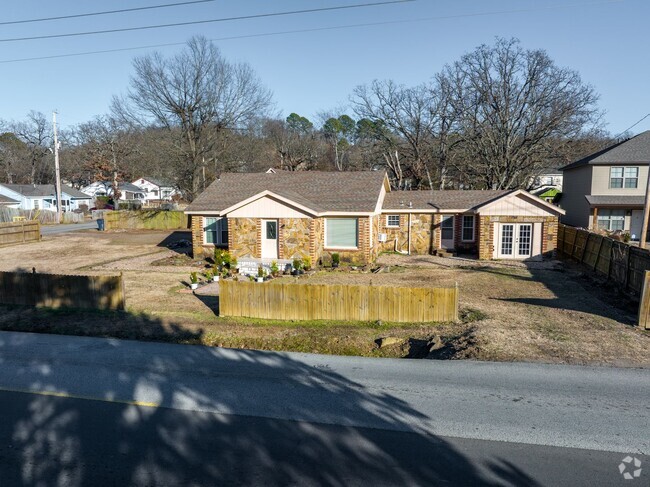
0, 386, 161, 408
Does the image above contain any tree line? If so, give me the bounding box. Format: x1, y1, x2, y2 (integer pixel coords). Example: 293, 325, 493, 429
0, 36, 615, 201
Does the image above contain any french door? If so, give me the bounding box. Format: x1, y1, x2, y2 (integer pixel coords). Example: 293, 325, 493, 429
498, 223, 532, 259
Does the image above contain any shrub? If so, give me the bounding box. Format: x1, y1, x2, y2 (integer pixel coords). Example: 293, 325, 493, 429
190, 272, 198, 284
214, 248, 232, 268
331, 253, 340, 266
204, 269, 213, 280
257, 265, 265, 278
270, 260, 279, 275
292, 258, 303, 271
302, 256, 312, 270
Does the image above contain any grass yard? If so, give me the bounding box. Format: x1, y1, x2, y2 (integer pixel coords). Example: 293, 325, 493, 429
0, 230, 647, 366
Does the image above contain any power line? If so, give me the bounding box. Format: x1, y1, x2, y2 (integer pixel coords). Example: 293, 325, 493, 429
0, 0, 414, 43
0, 0, 219, 26
0, 0, 623, 64
614, 113, 650, 139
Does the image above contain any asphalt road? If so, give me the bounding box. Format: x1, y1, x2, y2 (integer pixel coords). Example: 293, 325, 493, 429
40, 221, 98, 235
0, 331, 647, 486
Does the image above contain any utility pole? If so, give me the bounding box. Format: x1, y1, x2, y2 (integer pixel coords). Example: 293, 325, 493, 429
640, 169, 650, 248
52, 111, 62, 224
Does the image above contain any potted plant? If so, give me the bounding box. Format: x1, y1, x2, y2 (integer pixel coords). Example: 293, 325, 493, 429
256, 265, 265, 283
270, 260, 280, 278
302, 256, 312, 272
212, 265, 220, 281
331, 253, 340, 269
204, 269, 213, 282
230, 257, 238, 274
221, 268, 229, 280
189, 272, 199, 290
292, 258, 303, 276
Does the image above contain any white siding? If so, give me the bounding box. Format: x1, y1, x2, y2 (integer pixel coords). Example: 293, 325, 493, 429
480, 193, 557, 217
228, 195, 312, 218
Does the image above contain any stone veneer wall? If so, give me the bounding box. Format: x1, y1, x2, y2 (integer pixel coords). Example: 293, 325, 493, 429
478, 215, 559, 260
379, 213, 436, 255
228, 217, 258, 259
279, 218, 311, 260
320, 216, 373, 265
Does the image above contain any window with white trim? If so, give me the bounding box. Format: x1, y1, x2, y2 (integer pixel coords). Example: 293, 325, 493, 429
462, 215, 475, 242
610, 167, 638, 189
386, 215, 400, 228
325, 218, 358, 248
204, 217, 228, 245
597, 209, 625, 231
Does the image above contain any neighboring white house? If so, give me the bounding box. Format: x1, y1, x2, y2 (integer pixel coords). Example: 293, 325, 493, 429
0, 194, 20, 208
81, 181, 146, 202
132, 177, 179, 202
0, 183, 93, 212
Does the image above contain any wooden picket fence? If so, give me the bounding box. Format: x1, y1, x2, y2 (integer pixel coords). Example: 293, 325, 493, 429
219, 280, 459, 323
0, 221, 40, 247
558, 224, 650, 329
105, 210, 189, 231
0, 271, 125, 310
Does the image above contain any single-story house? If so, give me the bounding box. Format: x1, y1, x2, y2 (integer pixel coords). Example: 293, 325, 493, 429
0, 194, 20, 208
185, 171, 564, 269
0, 183, 93, 212
81, 181, 146, 202
132, 177, 179, 202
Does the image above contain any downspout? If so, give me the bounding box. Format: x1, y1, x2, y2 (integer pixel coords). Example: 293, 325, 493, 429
407, 212, 412, 256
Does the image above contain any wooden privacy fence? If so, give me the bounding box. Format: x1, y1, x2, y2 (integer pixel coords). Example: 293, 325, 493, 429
0, 221, 40, 247
0, 271, 125, 310
105, 210, 189, 231
219, 280, 459, 322
558, 225, 650, 297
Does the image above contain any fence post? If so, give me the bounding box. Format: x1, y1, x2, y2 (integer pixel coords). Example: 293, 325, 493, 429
593, 235, 604, 270
638, 271, 650, 329
580, 232, 589, 263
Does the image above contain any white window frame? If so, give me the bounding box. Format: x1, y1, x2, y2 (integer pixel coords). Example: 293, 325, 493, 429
386, 215, 400, 228
461, 215, 475, 242
203, 217, 228, 246
597, 209, 625, 232
324, 217, 359, 250
610, 166, 639, 189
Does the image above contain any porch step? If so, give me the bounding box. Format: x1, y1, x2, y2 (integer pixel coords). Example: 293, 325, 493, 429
237, 259, 292, 276
435, 249, 456, 258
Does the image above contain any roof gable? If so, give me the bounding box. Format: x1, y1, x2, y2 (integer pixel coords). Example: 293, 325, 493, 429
475, 189, 565, 215
561, 131, 650, 171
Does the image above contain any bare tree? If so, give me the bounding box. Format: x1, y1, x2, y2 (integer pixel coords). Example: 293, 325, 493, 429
351, 80, 439, 188
263, 114, 321, 171
440, 37, 601, 189
12, 111, 53, 184
112, 36, 273, 199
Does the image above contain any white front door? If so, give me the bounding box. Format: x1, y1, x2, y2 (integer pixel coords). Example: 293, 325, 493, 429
441, 215, 454, 249
497, 223, 533, 259
261, 219, 278, 259
631, 210, 644, 241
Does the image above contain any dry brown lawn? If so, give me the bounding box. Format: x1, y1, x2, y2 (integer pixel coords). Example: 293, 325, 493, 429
0, 230, 647, 366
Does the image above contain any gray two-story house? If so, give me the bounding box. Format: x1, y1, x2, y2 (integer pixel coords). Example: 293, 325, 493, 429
560, 130, 650, 240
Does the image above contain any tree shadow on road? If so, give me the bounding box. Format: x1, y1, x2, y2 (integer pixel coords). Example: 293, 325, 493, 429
0, 316, 541, 486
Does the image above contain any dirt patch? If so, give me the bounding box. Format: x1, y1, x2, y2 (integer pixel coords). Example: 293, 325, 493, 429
0, 233, 647, 365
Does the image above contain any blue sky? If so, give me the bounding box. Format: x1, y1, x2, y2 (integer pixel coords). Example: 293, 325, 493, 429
1, 0, 648, 135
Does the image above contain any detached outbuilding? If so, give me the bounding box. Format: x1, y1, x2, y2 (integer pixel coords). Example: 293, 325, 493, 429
185, 171, 564, 267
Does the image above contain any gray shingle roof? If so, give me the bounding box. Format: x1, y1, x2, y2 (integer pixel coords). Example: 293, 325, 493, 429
186, 171, 387, 213
0, 194, 18, 205
383, 190, 512, 211
585, 195, 645, 206
561, 131, 650, 171
0, 183, 91, 199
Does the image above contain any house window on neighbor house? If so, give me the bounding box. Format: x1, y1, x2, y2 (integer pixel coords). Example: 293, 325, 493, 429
597, 209, 625, 232
33, 199, 39, 210
386, 215, 400, 228
204, 217, 228, 245
325, 218, 358, 249
610, 167, 639, 189
462, 215, 475, 242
